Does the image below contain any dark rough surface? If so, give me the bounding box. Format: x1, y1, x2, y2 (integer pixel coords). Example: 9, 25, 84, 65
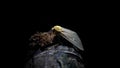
25, 44, 84, 68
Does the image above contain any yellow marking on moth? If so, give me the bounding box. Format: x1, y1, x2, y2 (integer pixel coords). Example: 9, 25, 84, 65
52, 25, 62, 32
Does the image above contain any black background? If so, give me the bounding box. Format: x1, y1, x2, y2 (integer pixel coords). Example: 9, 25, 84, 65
0, 2, 116, 68
2, 15, 107, 68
